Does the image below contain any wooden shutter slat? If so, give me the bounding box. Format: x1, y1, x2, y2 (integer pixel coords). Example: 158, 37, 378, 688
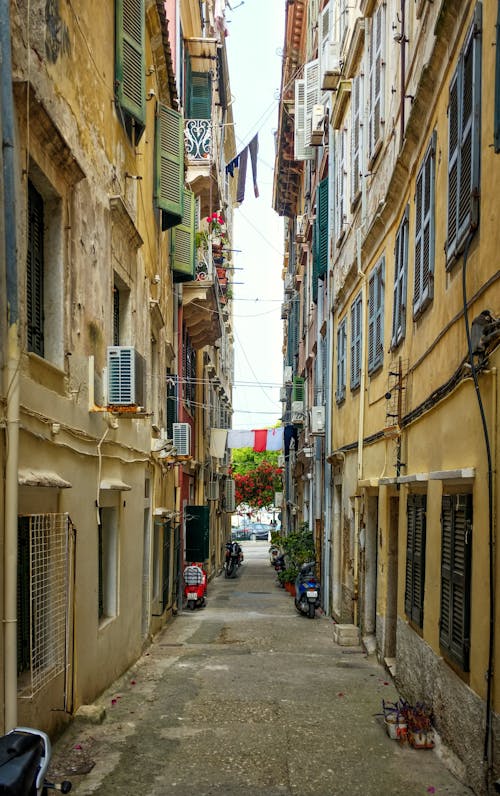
173, 190, 195, 282
115, 0, 145, 125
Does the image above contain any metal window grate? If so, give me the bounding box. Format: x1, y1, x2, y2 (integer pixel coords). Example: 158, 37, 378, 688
19, 513, 73, 699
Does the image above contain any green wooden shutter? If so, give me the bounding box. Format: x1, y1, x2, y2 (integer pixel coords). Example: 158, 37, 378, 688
155, 103, 184, 226
189, 72, 212, 119
185, 506, 209, 562
115, 0, 145, 126
440, 495, 472, 670
173, 189, 195, 282
292, 376, 305, 402
405, 494, 426, 627
27, 181, 44, 357
317, 178, 329, 277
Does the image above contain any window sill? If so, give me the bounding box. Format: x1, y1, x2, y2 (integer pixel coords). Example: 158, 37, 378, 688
26, 351, 67, 395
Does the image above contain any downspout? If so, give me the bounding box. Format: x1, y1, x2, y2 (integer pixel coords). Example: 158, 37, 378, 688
1, 2, 20, 731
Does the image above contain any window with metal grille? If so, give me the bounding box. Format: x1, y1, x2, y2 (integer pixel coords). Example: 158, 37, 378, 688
446, 4, 482, 265
183, 328, 196, 410
350, 291, 362, 390
391, 206, 409, 349
27, 181, 44, 357
405, 494, 427, 628
115, 0, 146, 141
368, 256, 385, 374
17, 514, 73, 698
336, 317, 347, 403
414, 133, 436, 318
440, 494, 472, 670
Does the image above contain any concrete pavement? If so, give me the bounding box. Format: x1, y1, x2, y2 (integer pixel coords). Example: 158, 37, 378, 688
49, 542, 473, 795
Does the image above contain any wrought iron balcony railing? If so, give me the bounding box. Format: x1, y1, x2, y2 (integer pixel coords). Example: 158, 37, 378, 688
185, 119, 212, 162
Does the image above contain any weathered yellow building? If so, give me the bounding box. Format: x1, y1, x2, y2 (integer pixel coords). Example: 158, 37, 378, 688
274, 0, 500, 790
0, 0, 236, 738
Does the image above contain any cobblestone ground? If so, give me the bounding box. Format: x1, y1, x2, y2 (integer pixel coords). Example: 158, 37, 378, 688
50, 543, 473, 796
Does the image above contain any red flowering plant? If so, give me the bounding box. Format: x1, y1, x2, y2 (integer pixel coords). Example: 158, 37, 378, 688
233, 459, 283, 510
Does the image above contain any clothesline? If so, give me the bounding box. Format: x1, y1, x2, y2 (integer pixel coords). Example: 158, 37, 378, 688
225, 133, 259, 204
209, 426, 283, 456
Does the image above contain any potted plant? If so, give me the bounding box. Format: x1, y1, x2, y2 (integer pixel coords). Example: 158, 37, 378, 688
278, 564, 299, 595
380, 699, 409, 741
403, 702, 434, 748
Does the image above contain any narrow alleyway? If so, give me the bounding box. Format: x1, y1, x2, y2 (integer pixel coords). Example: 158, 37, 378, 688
50, 544, 472, 796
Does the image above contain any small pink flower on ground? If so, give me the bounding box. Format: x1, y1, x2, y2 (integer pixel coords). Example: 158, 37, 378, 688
427, 788, 435, 794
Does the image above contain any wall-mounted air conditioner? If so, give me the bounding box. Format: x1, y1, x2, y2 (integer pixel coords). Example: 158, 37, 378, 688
291, 400, 305, 424
310, 405, 326, 434
311, 104, 326, 146
173, 422, 191, 456
224, 478, 236, 512
284, 366, 293, 384
284, 273, 294, 296
295, 215, 304, 242
107, 346, 145, 407
321, 40, 342, 91
206, 480, 219, 501
281, 301, 290, 320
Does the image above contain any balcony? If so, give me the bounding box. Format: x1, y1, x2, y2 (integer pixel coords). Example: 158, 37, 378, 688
185, 118, 212, 163
183, 242, 231, 349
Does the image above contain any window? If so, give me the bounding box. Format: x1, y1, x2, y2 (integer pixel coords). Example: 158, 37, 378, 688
391, 206, 409, 348
414, 134, 436, 318
405, 494, 426, 628
313, 177, 329, 303
440, 494, 472, 670
155, 103, 184, 229
350, 291, 362, 390
351, 75, 362, 204
368, 256, 385, 374
334, 128, 347, 241
26, 175, 64, 366
166, 370, 178, 440
368, 3, 385, 161
98, 508, 119, 622
446, 4, 482, 264
185, 55, 212, 119
336, 318, 347, 403
115, 0, 145, 141
183, 328, 196, 410
112, 274, 131, 346
172, 190, 196, 282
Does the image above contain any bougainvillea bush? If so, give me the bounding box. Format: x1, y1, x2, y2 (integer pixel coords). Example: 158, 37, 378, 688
233, 460, 282, 510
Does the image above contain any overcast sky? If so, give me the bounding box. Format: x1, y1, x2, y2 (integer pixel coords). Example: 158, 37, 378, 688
225, 2, 285, 431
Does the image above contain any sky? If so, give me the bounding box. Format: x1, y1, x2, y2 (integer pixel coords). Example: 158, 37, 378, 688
224, 2, 285, 431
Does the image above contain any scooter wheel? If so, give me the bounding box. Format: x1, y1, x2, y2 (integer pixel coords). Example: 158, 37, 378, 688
188, 601, 196, 610
308, 602, 316, 618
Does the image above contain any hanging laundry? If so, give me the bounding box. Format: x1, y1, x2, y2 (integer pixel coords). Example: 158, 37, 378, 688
225, 154, 239, 177
210, 428, 228, 458
235, 134, 259, 204
253, 429, 268, 452
248, 134, 259, 198
266, 427, 283, 451
227, 429, 255, 448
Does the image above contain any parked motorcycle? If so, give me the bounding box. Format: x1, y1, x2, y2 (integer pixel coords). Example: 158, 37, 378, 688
294, 561, 321, 618
273, 553, 286, 586
225, 541, 242, 578
269, 545, 280, 566
183, 563, 207, 609
0, 726, 72, 795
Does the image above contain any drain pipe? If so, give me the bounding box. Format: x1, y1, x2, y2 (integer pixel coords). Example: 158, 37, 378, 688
1, 1, 20, 732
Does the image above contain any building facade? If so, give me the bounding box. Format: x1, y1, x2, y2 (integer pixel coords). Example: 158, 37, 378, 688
274, 0, 500, 791
0, 0, 235, 737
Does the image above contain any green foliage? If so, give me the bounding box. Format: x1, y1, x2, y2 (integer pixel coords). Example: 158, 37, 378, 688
231, 447, 280, 475
281, 525, 315, 567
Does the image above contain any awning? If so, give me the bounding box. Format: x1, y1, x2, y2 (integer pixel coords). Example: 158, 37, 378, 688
18, 469, 72, 488
99, 478, 132, 491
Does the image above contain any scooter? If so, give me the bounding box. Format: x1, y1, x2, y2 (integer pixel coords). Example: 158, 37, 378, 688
273, 553, 286, 586
183, 563, 207, 609
225, 542, 242, 578
294, 561, 321, 618
0, 726, 72, 794
269, 545, 280, 566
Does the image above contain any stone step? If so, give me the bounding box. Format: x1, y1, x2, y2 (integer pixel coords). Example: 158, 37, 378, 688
333, 623, 361, 646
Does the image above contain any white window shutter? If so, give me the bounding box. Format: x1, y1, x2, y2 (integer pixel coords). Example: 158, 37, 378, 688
304, 59, 320, 148
294, 80, 314, 161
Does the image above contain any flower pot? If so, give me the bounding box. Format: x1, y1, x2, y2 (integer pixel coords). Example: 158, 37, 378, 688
384, 718, 407, 740
408, 729, 434, 749
284, 582, 296, 597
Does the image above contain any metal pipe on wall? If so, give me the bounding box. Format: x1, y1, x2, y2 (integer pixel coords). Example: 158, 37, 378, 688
1, 0, 20, 732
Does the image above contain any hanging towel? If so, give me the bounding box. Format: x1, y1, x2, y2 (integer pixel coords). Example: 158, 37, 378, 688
266, 427, 283, 451
226, 155, 239, 177
227, 429, 255, 449
248, 134, 259, 198
236, 145, 248, 203
209, 428, 228, 458
253, 429, 267, 452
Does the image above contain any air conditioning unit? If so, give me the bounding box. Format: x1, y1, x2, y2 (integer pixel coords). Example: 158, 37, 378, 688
279, 387, 288, 402
224, 478, 236, 512
206, 480, 219, 501
310, 405, 326, 434
291, 400, 305, 424
284, 366, 293, 384
311, 104, 326, 146
173, 422, 191, 456
107, 346, 145, 407
295, 215, 304, 243
281, 301, 290, 319
284, 273, 294, 295
321, 41, 342, 91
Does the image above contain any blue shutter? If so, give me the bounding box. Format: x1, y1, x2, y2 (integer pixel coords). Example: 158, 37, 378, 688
446, 4, 482, 263
440, 495, 472, 670
189, 72, 212, 119
350, 292, 362, 390
414, 134, 436, 318
405, 494, 427, 628
368, 257, 384, 374
391, 206, 409, 349
336, 318, 347, 403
